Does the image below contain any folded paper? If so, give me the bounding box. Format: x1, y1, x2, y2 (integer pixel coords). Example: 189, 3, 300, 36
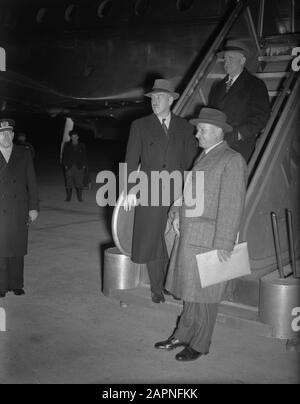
196, 242, 251, 288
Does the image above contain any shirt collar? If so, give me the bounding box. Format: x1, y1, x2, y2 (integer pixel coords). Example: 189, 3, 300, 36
227, 69, 243, 85
157, 113, 171, 128
205, 140, 223, 154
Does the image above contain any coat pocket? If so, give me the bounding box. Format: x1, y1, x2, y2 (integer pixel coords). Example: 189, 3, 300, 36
186, 219, 216, 249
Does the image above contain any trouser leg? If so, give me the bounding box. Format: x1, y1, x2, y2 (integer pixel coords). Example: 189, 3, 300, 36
8, 257, 24, 290
173, 302, 197, 344
75, 187, 83, 202
74, 167, 84, 201
74, 168, 84, 188
147, 258, 167, 295
65, 167, 74, 189
146, 227, 169, 295
174, 301, 219, 353
189, 302, 219, 353
65, 188, 72, 201
0, 258, 9, 292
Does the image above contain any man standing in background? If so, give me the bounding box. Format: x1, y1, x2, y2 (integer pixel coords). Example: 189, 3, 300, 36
15, 132, 35, 160
62, 129, 88, 202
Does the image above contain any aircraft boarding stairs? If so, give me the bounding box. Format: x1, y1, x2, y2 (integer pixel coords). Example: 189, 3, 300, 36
104, 1, 300, 343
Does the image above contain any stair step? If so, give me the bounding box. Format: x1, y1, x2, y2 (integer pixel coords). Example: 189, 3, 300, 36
107, 285, 273, 338
207, 72, 288, 81
255, 72, 288, 79
259, 55, 293, 63
207, 73, 225, 79
268, 90, 280, 97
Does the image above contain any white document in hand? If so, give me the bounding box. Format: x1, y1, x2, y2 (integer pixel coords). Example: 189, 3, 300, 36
196, 242, 251, 288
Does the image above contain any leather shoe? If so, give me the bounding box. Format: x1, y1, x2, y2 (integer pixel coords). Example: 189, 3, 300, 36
175, 346, 207, 361
0, 291, 6, 298
13, 289, 25, 296
163, 288, 180, 301
151, 293, 165, 303
155, 337, 187, 351
163, 288, 172, 295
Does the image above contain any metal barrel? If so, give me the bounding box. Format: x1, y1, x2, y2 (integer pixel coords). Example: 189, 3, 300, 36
271, 212, 285, 278
286, 209, 298, 278
259, 274, 300, 339
103, 247, 141, 296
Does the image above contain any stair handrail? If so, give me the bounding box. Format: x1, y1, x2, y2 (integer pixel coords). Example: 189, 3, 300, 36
241, 72, 300, 241
247, 69, 298, 183
173, 0, 253, 116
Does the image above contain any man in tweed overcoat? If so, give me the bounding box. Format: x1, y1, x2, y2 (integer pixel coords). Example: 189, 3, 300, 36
155, 108, 247, 361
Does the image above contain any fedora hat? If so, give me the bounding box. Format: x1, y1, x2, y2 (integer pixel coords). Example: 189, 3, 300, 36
217, 39, 249, 58
0, 118, 15, 132
145, 79, 179, 100
190, 108, 232, 133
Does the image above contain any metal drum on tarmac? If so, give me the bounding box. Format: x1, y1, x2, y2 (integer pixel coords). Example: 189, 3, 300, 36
111, 190, 134, 256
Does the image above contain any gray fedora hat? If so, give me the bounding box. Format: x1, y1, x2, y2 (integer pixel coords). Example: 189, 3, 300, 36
190, 108, 232, 133
145, 79, 179, 100
217, 39, 249, 58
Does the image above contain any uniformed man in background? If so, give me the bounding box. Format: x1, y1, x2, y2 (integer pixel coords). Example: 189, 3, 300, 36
0, 119, 39, 298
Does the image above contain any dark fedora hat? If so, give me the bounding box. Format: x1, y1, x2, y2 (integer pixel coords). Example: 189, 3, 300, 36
190, 108, 232, 133
145, 79, 179, 100
0, 118, 15, 132
217, 39, 249, 58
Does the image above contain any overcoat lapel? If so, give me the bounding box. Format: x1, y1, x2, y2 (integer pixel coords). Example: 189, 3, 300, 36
168, 114, 177, 139
149, 114, 170, 164
6, 146, 22, 172
194, 142, 227, 170
217, 79, 228, 102
223, 69, 248, 100
0, 151, 6, 176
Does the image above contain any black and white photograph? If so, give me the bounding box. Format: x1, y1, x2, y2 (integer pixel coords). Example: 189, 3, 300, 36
0, 0, 299, 387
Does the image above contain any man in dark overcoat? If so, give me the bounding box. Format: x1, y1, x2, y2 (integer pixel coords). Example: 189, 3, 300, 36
124, 79, 198, 303
62, 129, 87, 202
209, 39, 270, 162
0, 119, 39, 298
155, 108, 247, 361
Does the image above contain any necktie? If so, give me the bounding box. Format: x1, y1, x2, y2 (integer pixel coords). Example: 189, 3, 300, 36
162, 118, 168, 136
226, 76, 234, 93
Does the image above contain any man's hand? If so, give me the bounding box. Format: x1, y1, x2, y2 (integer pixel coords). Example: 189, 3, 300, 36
172, 216, 180, 236
28, 210, 38, 223
123, 194, 137, 212
168, 204, 180, 221
217, 249, 232, 263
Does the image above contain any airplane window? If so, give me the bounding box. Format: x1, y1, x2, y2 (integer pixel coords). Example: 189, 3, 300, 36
36, 8, 47, 24
135, 0, 150, 15
177, 0, 194, 12
97, 0, 113, 18
65, 4, 77, 22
